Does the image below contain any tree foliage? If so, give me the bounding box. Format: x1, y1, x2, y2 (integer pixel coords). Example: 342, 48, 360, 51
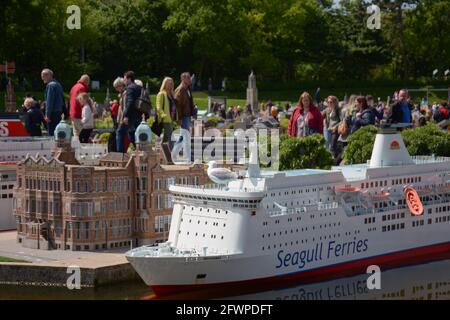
1, 0, 450, 87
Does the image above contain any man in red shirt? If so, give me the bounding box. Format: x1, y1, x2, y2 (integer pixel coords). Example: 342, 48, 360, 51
69, 74, 90, 139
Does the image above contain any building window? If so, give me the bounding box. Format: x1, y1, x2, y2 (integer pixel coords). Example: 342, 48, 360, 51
142, 194, 147, 209
167, 194, 173, 209
142, 177, 147, 191
156, 195, 164, 209
167, 177, 176, 187
154, 179, 161, 190
193, 176, 199, 185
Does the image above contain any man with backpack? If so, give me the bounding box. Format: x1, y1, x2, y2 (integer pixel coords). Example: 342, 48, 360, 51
116, 71, 144, 153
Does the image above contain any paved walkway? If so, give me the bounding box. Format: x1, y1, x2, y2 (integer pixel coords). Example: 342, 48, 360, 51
0, 231, 129, 267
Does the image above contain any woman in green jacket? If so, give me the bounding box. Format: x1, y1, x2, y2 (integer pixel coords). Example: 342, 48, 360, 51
156, 77, 177, 149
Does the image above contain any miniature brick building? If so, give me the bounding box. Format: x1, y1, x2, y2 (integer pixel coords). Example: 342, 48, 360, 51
13, 119, 211, 251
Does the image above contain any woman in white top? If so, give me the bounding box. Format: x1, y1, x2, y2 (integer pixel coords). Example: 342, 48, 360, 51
77, 92, 95, 143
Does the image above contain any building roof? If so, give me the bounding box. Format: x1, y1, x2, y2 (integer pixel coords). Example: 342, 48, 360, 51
53, 150, 80, 165
159, 164, 197, 171
100, 152, 131, 162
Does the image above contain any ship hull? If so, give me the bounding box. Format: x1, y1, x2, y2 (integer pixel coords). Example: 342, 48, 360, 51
130, 241, 450, 296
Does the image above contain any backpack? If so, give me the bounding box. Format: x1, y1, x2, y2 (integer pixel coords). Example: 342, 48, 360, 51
151, 96, 164, 136
108, 131, 117, 153
136, 86, 152, 115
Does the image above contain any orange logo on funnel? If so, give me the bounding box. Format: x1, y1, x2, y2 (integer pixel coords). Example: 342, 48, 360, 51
390, 140, 400, 150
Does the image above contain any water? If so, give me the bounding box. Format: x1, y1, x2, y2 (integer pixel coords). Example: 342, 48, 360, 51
1, 260, 450, 300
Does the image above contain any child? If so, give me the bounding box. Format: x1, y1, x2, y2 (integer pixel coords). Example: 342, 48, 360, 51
77, 93, 95, 143
23, 97, 44, 136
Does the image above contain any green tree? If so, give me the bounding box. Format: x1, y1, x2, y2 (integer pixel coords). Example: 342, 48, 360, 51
372, 0, 420, 80
1, 0, 85, 86
84, 0, 172, 81
164, 0, 250, 82
279, 134, 334, 170
402, 0, 450, 79
326, 0, 390, 80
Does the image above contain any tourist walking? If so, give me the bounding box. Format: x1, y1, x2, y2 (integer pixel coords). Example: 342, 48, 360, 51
174, 72, 194, 161
110, 100, 119, 129
110, 77, 129, 152
116, 71, 142, 153
69, 75, 90, 140
323, 96, 343, 160
77, 93, 95, 143
388, 89, 413, 124
23, 97, 44, 136
350, 96, 375, 133
288, 92, 323, 138
41, 69, 65, 136
156, 77, 177, 149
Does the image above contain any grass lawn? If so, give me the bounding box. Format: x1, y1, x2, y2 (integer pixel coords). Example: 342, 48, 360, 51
0, 256, 29, 263
1, 86, 449, 113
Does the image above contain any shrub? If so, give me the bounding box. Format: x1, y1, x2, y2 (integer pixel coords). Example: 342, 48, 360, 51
343, 125, 379, 164
98, 133, 111, 143
343, 123, 450, 165
207, 117, 219, 128
279, 134, 334, 170
402, 123, 450, 157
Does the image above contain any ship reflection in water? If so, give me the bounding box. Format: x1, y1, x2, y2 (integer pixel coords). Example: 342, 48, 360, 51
153, 260, 450, 300
1, 260, 450, 300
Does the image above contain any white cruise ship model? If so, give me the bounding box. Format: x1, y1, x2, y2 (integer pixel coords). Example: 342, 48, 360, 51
126, 125, 450, 296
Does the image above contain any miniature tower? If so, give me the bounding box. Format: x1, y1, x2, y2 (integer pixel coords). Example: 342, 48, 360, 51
246, 71, 258, 114
5, 78, 17, 112
135, 115, 153, 153
52, 116, 79, 165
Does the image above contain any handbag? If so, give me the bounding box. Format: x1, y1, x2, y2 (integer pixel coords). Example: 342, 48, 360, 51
338, 120, 349, 136
151, 94, 164, 136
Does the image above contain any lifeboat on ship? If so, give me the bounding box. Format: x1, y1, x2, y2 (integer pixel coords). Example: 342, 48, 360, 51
404, 187, 424, 216
335, 187, 361, 199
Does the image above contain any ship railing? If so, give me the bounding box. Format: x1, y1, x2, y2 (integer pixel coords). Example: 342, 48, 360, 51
317, 202, 339, 210
268, 207, 307, 217
172, 183, 260, 192
350, 204, 406, 216
411, 156, 450, 164
422, 196, 450, 207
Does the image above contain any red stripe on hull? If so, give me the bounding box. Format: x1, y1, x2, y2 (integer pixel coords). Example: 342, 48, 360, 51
150, 241, 450, 297
0, 229, 16, 232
